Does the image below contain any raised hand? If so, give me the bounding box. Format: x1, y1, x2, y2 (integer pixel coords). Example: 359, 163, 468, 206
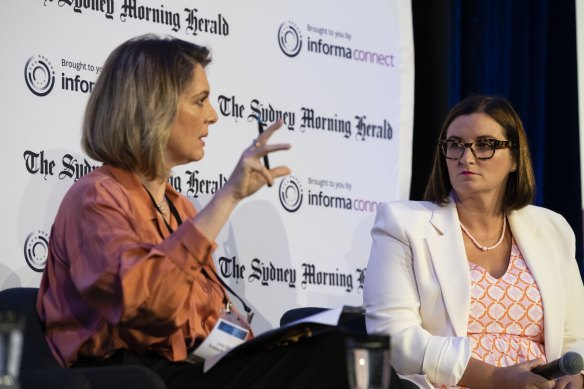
224, 119, 291, 201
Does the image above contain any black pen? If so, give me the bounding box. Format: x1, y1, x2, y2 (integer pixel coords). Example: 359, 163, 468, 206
257, 117, 271, 170
257, 117, 271, 186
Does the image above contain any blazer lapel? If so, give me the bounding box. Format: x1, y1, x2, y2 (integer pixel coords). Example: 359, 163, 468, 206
425, 202, 470, 336
508, 208, 563, 359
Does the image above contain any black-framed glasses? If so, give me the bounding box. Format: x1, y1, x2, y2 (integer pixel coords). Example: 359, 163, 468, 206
439, 139, 514, 160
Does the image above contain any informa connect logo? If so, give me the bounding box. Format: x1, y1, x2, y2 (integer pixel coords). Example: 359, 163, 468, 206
24, 230, 49, 272
278, 21, 302, 57
279, 176, 303, 212
24, 55, 55, 96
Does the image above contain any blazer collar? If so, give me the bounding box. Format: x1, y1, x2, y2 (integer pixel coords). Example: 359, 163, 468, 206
426, 200, 470, 336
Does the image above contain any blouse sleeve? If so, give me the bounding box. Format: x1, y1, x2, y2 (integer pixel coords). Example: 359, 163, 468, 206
56, 176, 217, 337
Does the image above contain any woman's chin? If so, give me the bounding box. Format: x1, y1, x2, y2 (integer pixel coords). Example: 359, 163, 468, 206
192, 150, 205, 162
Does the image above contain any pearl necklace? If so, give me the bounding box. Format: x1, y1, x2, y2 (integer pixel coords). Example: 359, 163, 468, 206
459, 216, 506, 251
142, 185, 168, 215
154, 197, 168, 215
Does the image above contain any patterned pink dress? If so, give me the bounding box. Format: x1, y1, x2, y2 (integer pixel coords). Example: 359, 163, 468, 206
435, 240, 545, 388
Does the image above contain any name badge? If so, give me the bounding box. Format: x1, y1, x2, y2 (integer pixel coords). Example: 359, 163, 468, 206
189, 317, 250, 360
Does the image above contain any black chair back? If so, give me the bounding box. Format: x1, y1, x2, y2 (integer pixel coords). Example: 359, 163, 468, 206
0, 287, 168, 389
0, 287, 61, 369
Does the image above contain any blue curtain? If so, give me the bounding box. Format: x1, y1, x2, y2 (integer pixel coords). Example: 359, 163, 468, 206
411, 0, 583, 269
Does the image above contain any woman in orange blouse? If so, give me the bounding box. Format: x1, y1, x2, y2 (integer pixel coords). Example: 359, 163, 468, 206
364, 95, 584, 389
37, 33, 292, 368
34, 34, 370, 389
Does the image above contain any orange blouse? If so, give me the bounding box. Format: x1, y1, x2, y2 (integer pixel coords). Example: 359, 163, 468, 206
37, 165, 225, 367
436, 240, 545, 388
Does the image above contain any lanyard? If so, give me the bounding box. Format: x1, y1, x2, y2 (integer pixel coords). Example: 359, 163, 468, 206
143, 187, 183, 236
144, 187, 254, 324
202, 267, 254, 324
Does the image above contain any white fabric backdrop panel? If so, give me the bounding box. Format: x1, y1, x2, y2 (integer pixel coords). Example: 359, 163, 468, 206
0, 0, 414, 334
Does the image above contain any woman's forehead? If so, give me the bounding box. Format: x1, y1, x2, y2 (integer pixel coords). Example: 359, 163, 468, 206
446, 113, 504, 138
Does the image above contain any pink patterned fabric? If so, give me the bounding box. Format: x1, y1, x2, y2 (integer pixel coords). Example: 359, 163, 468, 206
435, 240, 545, 388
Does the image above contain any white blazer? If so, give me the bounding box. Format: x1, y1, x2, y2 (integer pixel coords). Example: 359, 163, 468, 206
363, 200, 584, 388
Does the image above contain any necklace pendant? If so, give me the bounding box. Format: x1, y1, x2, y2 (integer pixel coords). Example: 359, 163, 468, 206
481, 246, 488, 251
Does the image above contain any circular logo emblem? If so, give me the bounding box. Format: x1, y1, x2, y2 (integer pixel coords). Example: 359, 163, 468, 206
24, 230, 50, 272
279, 176, 303, 212
24, 55, 55, 96
278, 21, 302, 57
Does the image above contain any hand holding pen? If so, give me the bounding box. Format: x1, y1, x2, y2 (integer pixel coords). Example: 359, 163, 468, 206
219, 119, 291, 201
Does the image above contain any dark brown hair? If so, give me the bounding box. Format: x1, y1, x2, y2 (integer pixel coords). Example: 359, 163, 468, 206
423, 94, 535, 211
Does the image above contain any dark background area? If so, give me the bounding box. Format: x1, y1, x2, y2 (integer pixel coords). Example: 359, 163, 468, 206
409, 0, 583, 275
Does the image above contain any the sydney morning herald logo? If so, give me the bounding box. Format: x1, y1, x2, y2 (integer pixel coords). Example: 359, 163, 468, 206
43, 1, 230, 37
277, 21, 395, 67
279, 176, 379, 214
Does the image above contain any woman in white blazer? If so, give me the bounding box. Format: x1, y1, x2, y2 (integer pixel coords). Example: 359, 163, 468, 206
364, 95, 584, 389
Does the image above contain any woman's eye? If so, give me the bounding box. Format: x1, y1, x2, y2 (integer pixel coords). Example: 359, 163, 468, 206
476, 140, 494, 150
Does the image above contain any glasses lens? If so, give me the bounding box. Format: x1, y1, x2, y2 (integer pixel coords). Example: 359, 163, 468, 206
473, 140, 496, 159
443, 140, 463, 159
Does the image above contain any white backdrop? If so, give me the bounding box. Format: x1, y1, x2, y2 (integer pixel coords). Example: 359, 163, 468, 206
0, 0, 414, 334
